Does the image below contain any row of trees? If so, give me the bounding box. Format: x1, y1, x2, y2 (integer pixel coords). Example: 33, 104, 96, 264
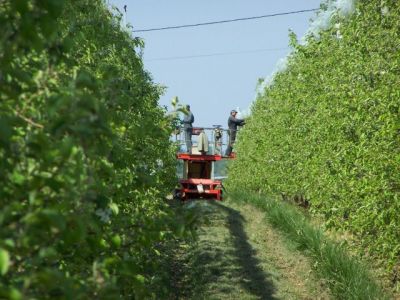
227, 0, 399, 284
0, 1, 193, 298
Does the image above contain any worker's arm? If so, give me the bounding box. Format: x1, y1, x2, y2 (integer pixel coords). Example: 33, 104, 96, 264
229, 115, 245, 125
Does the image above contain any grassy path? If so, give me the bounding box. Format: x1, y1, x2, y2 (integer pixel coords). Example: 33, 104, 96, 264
171, 199, 331, 300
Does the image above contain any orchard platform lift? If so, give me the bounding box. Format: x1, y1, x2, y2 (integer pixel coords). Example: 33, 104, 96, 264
174, 126, 236, 201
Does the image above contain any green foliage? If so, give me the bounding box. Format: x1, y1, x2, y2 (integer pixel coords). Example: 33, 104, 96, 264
0, 249, 10, 276
0, 0, 195, 298
227, 0, 400, 285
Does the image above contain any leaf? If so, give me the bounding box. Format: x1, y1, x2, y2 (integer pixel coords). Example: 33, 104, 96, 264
135, 274, 145, 284
10, 171, 25, 185
111, 235, 121, 248
0, 248, 10, 276
9, 288, 22, 300
109, 203, 119, 215
171, 96, 178, 107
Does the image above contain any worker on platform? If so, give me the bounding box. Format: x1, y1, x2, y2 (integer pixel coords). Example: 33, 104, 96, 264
225, 109, 245, 156
182, 105, 194, 154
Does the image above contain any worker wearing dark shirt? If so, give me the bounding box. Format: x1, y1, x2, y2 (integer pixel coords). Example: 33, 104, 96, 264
182, 105, 194, 154
225, 109, 245, 156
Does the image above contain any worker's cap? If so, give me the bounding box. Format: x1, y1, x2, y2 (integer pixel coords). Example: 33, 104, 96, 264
231, 109, 237, 113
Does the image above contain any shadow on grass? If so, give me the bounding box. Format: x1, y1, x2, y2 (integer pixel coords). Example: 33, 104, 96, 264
177, 201, 277, 299
216, 201, 277, 300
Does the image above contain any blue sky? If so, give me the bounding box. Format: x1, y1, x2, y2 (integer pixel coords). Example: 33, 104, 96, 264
108, 0, 322, 127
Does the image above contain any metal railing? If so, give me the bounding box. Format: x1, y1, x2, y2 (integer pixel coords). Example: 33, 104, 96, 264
173, 125, 241, 156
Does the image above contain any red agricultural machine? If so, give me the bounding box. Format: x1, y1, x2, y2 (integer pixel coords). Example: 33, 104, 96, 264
174, 126, 235, 201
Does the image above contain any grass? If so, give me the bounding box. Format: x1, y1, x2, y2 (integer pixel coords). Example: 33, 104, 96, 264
169, 200, 332, 299
170, 201, 277, 299
229, 190, 387, 300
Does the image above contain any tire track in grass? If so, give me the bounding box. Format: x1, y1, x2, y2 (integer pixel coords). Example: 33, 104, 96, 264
171, 200, 331, 299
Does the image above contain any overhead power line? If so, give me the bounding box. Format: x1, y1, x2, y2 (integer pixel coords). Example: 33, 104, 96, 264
146, 47, 289, 62
133, 8, 318, 33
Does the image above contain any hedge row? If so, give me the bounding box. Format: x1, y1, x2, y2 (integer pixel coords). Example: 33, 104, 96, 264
227, 0, 399, 284
0, 1, 191, 298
